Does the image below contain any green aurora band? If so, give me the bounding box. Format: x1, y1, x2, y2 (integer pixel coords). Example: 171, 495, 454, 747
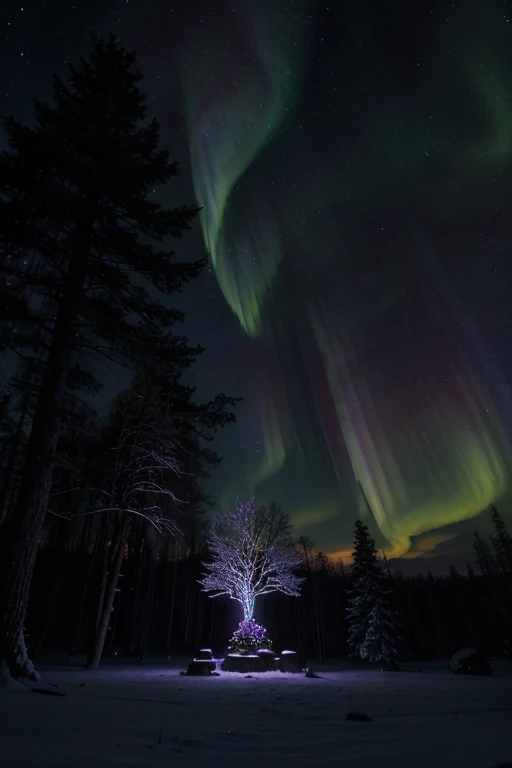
180, 1, 512, 561
180, 0, 311, 336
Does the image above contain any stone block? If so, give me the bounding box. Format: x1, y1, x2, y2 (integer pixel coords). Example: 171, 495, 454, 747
196, 648, 213, 661
185, 659, 217, 676
221, 654, 260, 673
279, 650, 299, 673
257, 648, 279, 671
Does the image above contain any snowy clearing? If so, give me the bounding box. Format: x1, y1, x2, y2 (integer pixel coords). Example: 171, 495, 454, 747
1, 658, 511, 767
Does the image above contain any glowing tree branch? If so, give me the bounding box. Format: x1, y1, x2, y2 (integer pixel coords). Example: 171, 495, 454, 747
199, 497, 304, 620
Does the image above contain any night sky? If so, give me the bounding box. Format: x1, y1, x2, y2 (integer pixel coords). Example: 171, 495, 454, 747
2, 0, 512, 572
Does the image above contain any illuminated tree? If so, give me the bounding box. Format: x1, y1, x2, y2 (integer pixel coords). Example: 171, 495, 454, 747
199, 497, 303, 620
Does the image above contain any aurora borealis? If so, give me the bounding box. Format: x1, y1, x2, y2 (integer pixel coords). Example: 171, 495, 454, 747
3, 0, 512, 569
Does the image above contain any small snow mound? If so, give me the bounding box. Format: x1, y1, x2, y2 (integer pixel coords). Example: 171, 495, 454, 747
0, 662, 28, 693
305, 667, 319, 679
449, 648, 493, 676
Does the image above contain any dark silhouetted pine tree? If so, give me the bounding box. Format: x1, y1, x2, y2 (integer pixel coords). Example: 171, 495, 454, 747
351, 520, 381, 579
490, 506, 512, 574
473, 531, 496, 576
0, 34, 211, 681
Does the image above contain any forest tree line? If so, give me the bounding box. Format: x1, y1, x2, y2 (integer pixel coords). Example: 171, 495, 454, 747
20, 501, 512, 665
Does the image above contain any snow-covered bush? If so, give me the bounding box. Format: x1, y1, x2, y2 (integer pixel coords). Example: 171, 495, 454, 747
346, 520, 402, 665
228, 618, 273, 654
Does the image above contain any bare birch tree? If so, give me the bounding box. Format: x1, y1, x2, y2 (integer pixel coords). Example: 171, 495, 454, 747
82, 380, 183, 669
199, 497, 303, 620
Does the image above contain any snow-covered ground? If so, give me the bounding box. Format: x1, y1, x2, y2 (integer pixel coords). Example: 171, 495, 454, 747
1, 657, 511, 767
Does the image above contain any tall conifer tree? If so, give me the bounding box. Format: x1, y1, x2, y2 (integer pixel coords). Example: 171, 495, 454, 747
0, 35, 212, 680
473, 531, 496, 577
346, 520, 401, 667
490, 506, 512, 574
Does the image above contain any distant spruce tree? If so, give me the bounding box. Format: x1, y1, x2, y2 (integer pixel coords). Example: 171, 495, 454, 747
473, 531, 496, 576
351, 520, 381, 578
346, 520, 380, 654
0, 34, 223, 682
346, 520, 402, 667
490, 506, 512, 574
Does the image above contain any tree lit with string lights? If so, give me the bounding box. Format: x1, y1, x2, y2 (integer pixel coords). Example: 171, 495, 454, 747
199, 497, 303, 622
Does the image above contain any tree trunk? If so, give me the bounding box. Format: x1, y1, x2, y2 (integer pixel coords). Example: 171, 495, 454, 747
208, 597, 215, 647
34, 556, 62, 656
94, 538, 111, 635
182, 558, 197, 649
5, 631, 41, 682
293, 596, 308, 659
0, 365, 33, 525
87, 522, 126, 670
69, 519, 105, 657
166, 544, 178, 651
313, 577, 326, 664
137, 553, 157, 663
0, 221, 94, 680
243, 599, 255, 621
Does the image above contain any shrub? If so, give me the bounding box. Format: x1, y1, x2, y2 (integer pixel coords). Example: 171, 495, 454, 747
228, 618, 273, 654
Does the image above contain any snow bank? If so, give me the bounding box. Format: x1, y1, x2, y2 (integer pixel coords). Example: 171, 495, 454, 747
0, 658, 511, 767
